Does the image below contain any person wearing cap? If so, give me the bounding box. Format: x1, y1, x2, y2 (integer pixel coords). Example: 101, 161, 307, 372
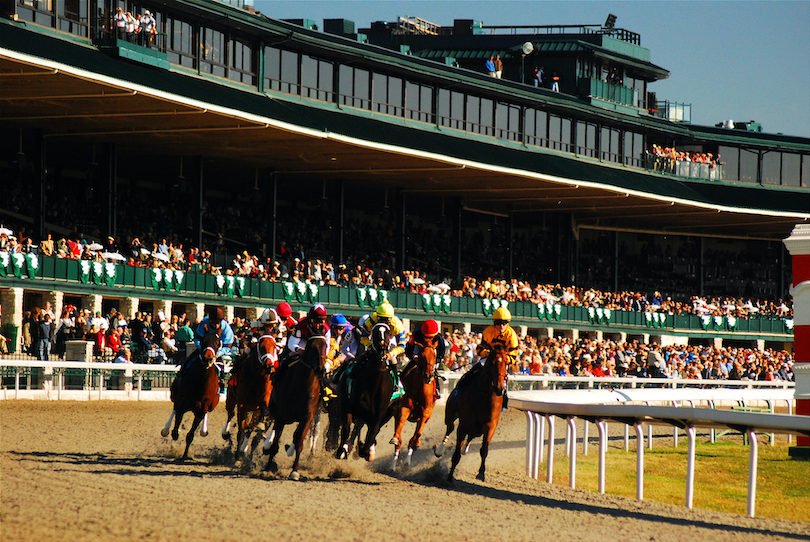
139, 10, 155, 47
195, 306, 235, 357
456, 307, 519, 397
404, 319, 447, 399
113, 7, 126, 40
275, 301, 296, 351
286, 304, 331, 358
328, 314, 354, 368
359, 302, 407, 363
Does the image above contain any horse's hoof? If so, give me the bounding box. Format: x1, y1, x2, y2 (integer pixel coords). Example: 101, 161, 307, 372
389, 437, 400, 446
476, 472, 486, 482
171, 431, 179, 441
265, 461, 278, 473
289, 470, 301, 481
200, 430, 209, 438
160, 428, 170, 438
256, 422, 266, 432
367, 445, 376, 462
433, 444, 444, 457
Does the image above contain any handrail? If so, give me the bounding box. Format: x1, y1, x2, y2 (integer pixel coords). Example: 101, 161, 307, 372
510, 392, 809, 518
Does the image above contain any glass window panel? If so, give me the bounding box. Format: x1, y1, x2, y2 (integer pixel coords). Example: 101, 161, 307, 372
577, 121, 587, 150
354, 68, 369, 101
739, 149, 758, 183
803, 155, 810, 188
718, 146, 738, 180
339, 64, 353, 102
438, 88, 450, 126
280, 50, 298, 88
467, 96, 480, 131
450, 91, 464, 128
373, 73, 387, 111
761, 151, 781, 185
781, 153, 800, 187
560, 118, 571, 149
318, 60, 333, 96
301, 55, 318, 94
405, 81, 419, 118
420, 86, 433, 121
480, 98, 493, 135
388, 76, 402, 114
549, 115, 562, 149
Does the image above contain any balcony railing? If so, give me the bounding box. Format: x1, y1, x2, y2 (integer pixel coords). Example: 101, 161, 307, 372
0, 256, 793, 339
578, 78, 637, 108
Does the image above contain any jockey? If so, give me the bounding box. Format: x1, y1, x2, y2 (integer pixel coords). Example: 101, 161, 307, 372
404, 319, 447, 399
286, 303, 331, 359
275, 301, 296, 352
359, 302, 407, 364
329, 314, 354, 369
248, 308, 281, 370
194, 306, 235, 359
455, 307, 518, 400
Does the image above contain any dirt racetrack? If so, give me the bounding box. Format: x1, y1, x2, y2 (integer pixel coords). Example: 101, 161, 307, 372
1, 400, 808, 542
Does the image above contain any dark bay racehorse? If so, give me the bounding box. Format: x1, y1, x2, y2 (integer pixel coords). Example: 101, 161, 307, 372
433, 344, 509, 483
335, 323, 399, 462
221, 334, 277, 458
262, 333, 328, 480
390, 336, 438, 470
161, 329, 221, 460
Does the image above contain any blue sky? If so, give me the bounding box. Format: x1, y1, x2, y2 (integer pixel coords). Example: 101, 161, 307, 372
254, 1, 810, 138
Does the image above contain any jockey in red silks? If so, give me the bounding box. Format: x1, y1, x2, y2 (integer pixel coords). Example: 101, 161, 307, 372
404, 319, 447, 400
275, 301, 296, 352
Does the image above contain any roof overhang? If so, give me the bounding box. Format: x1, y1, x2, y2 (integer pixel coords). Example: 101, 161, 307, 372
1, 25, 807, 241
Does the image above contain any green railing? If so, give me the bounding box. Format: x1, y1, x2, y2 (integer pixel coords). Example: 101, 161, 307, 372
0, 256, 793, 338
578, 77, 636, 107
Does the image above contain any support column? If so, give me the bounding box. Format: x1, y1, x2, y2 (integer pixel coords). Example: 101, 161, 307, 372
153, 300, 173, 323
187, 302, 206, 325
82, 294, 103, 316
224, 305, 235, 324
594, 330, 604, 342
106, 142, 117, 239
0, 287, 25, 352
196, 156, 204, 251
462, 322, 472, 334
396, 189, 406, 274
337, 178, 344, 265
454, 198, 462, 282
42, 291, 64, 323
712, 337, 723, 350
119, 297, 139, 321
271, 172, 278, 261
784, 224, 810, 458
541, 327, 554, 340
518, 325, 528, 339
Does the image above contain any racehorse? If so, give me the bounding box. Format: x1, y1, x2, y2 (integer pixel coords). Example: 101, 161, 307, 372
390, 335, 438, 470
433, 344, 509, 483
161, 329, 221, 460
221, 334, 277, 459
334, 323, 399, 462
262, 333, 328, 480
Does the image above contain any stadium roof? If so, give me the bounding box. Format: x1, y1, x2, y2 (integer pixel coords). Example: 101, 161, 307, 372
1, 22, 808, 241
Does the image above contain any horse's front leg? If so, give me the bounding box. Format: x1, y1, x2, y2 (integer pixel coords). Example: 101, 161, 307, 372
161, 409, 176, 438
390, 405, 409, 469
448, 431, 466, 483
476, 424, 497, 482
236, 408, 249, 459
222, 386, 236, 439
290, 415, 313, 480
171, 410, 185, 441
263, 420, 284, 473
182, 413, 204, 460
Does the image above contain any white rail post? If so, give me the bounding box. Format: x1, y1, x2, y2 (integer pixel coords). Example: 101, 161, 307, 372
58, 369, 64, 400
583, 419, 589, 455
635, 423, 644, 501
748, 430, 759, 518
568, 417, 577, 489
647, 423, 653, 450
538, 411, 545, 464
526, 411, 535, 477
546, 415, 555, 484
686, 426, 696, 509
624, 424, 629, 451
565, 419, 572, 457
597, 420, 607, 494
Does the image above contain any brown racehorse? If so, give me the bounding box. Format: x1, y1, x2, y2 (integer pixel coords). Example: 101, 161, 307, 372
262, 333, 328, 480
390, 336, 438, 470
334, 323, 398, 462
433, 344, 509, 483
161, 329, 221, 460
221, 334, 277, 459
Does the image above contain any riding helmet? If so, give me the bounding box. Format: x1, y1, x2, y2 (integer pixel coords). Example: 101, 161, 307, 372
276, 302, 292, 318
259, 308, 278, 326
492, 306, 512, 322
421, 319, 440, 337
331, 314, 348, 327
308, 303, 328, 321
375, 302, 395, 319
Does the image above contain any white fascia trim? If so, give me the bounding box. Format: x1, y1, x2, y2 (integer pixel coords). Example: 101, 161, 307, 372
327, 132, 810, 220
0, 47, 327, 140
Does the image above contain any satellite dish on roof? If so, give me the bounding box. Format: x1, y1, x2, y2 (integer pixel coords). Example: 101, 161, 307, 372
521, 42, 534, 55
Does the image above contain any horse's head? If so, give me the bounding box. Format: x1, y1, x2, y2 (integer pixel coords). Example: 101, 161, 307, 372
304, 333, 329, 374
487, 344, 509, 396
200, 329, 221, 369
415, 337, 438, 384
257, 335, 277, 373
370, 322, 391, 354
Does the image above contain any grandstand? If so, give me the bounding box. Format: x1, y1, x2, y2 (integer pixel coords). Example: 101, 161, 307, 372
0, 3, 809, 347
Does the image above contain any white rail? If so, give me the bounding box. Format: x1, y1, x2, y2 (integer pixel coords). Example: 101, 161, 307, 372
509, 392, 810, 518
0, 359, 178, 401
